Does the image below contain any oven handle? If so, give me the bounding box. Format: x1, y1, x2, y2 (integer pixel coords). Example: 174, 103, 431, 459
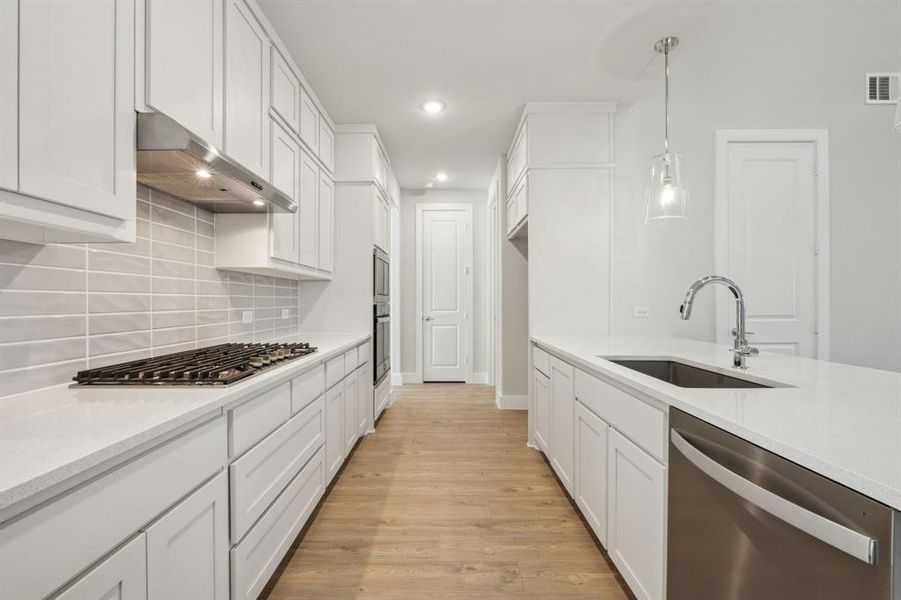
375, 316, 389, 323
670, 429, 878, 565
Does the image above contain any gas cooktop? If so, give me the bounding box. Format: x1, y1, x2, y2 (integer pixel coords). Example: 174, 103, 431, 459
73, 342, 317, 386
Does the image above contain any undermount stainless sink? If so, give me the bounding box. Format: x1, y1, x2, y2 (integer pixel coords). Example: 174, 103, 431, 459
606, 359, 771, 389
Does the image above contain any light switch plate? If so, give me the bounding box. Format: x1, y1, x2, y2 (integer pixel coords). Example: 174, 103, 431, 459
242, 310, 253, 324
633, 306, 651, 318
281, 308, 289, 319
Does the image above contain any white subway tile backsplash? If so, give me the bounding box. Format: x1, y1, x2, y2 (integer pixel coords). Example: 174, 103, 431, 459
1, 291, 86, 316
1, 315, 87, 343
0, 185, 302, 396
0, 264, 86, 291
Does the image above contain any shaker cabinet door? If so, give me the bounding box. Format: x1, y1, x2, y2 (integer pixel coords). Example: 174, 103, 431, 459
55, 534, 147, 600
298, 150, 320, 269
318, 172, 335, 273
224, 0, 270, 180
607, 429, 666, 600
144, 0, 223, 148
269, 119, 300, 264
145, 472, 230, 600
18, 0, 135, 220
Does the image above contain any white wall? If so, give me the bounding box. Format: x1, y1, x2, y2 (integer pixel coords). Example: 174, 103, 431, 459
611, 0, 901, 371
399, 188, 488, 378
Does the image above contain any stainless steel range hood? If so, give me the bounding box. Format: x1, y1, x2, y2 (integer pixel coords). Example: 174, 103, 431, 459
136, 112, 295, 213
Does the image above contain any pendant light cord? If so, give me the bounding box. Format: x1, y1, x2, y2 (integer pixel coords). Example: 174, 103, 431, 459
663, 45, 670, 154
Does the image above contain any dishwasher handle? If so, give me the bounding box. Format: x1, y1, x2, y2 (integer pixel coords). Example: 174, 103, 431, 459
670, 429, 878, 565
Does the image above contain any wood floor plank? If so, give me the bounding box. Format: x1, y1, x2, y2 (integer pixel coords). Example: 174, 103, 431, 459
262, 383, 629, 600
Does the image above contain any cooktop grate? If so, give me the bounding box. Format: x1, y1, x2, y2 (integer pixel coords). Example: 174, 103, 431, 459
73, 342, 317, 386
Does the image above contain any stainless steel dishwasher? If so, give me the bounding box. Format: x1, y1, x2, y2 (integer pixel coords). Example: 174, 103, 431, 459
668, 408, 899, 599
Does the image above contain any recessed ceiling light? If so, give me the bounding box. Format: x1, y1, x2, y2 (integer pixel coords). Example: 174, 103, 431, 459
252, 199, 265, 207
434, 172, 449, 182
424, 182, 434, 188
196, 168, 212, 179
421, 100, 446, 114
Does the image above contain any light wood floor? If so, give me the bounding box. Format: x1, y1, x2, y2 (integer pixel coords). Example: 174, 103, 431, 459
263, 384, 630, 600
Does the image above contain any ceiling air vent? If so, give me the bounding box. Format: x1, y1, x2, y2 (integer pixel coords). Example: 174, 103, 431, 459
866, 73, 899, 104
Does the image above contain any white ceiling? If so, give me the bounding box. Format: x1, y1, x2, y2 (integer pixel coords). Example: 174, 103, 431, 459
258, 0, 717, 190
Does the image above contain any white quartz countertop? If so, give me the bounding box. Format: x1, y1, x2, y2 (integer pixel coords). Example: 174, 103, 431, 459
0, 333, 369, 518
532, 335, 901, 512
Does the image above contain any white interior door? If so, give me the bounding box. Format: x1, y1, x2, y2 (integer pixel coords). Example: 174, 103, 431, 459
720, 139, 820, 357
421, 206, 471, 382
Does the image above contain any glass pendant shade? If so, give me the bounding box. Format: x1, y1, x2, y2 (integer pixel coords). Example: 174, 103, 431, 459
645, 151, 688, 222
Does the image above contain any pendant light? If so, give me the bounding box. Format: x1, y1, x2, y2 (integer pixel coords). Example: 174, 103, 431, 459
645, 36, 689, 222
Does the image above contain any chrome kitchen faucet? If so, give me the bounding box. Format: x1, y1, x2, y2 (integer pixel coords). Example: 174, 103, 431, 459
679, 276, 758, 368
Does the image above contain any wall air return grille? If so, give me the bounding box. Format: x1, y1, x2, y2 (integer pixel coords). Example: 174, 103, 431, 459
866, 73, 899, 104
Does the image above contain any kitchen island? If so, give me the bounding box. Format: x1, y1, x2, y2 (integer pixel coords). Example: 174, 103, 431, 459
530, 335, 901, 600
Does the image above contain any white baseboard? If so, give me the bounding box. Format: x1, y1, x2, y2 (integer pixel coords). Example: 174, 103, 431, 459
469, 371, 489, 384
495, 393, 528, 410
401, 372, 422, 384
390, 372, 403, 386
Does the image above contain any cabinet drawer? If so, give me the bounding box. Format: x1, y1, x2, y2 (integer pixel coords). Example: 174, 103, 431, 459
575, 369, 666, 463
533, 346, 550, 376
506, 124, 528, 195
0, 417, 226, 600
230, 447, 325, 600
229, 382, 292, 458
344, 348, 358, 371
230, 396, 324, 542
357, 342, 370, 367
291, 364, 325, 413
325, 354, 345, 390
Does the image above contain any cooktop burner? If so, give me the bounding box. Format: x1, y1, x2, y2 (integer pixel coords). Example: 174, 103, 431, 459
73, 342, 317, 386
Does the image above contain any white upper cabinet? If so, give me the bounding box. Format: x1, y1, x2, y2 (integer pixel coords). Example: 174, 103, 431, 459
299, 86, 320, 152
269, 118, 300, 264
318, 170, 335, 273
270, 48, 301, 134
373, 192, 389, 253
318, 120, 335, 173
143, 0, 223, 148
224, 0, 270, 180
298, 149, 320, 269
0, 0, 136, 243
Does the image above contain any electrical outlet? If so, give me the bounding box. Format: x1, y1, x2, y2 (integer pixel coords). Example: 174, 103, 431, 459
242, 310, 253, 324
633, 306, 651, 318
281, 308, 289, 319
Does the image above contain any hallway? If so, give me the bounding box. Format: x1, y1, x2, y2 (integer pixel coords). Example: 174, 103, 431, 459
263, 384, 629, 599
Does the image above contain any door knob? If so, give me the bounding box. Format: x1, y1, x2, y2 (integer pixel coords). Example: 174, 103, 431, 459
424, 316, 433, 321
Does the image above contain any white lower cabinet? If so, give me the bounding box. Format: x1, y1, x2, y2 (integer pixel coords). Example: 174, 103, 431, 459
230, 447, 325, 600
146, 471, 229, 600
343, 368, 359, 454
607, 428, 666, 600
357, 365, 370, 435
55, 534, 147, 600
325, 382, 345, 483
533, 368, 551, 453
574, 401, 609, 547
549, 357, 575, 495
